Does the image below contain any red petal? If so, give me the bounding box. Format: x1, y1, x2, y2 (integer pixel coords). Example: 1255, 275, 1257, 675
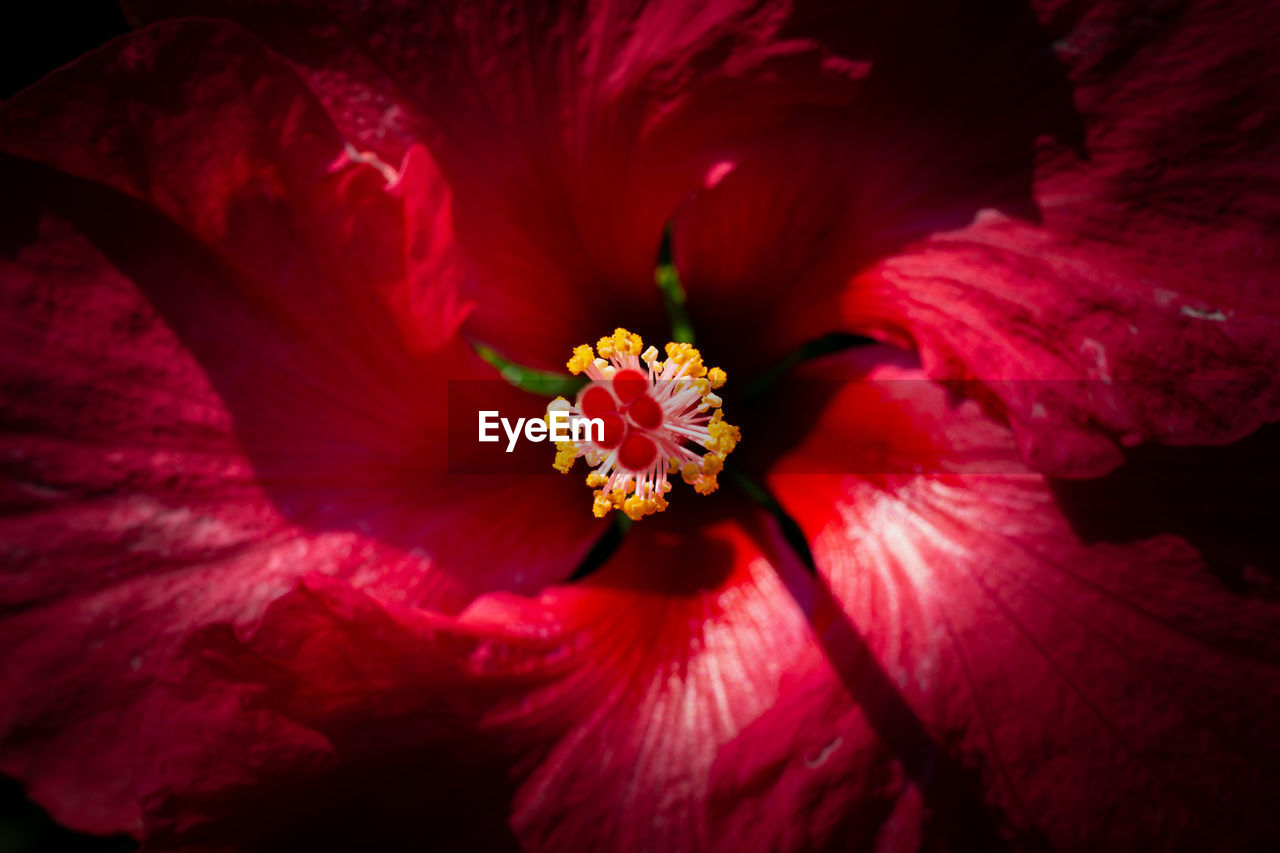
752, 349, 1280, 847
680, 1, 1280, 472
474, 505, 822, 852
838, 0, 1280, 475
135, 504, 824, 851
0, 19, 602, 602
706, 646, 918, 852
673, 114, 870, 376
124, 0, 865, 368
0, 21, 598, 835
135, 576, 520, 850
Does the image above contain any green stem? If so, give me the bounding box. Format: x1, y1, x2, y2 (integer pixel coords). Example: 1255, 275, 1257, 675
473, 341, 585, 398
656, 227, 696, 344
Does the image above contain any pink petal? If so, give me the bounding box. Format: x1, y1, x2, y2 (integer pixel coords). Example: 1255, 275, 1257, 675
677, 1, 1280, 473
136, 505, 823, 851
124, 0, 866, 368
748, 348, 1280, 847
841, 0, 1280, 475
1, 20, 597, 834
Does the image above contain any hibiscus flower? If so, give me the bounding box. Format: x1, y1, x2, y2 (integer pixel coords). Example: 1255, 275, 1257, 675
2, 1, 1278, 850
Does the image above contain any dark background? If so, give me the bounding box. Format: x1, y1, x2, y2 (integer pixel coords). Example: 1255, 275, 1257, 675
1, 2, 130, 98
2, 2, 136, 849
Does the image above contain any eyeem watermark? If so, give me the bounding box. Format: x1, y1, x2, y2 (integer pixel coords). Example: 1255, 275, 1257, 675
478, 410, 604, 452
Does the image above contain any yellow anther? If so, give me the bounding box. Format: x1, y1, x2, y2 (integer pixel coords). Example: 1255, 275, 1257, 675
693, 474, 719, 495
663, 343, 706, 377
641, 345, 660, 364
623, 494, 648, 520
702, 392, 722, 409
553, 441, 577, 473
592, 490, 613, 517
610, 488, 627, 508
596, 335, 616, 358
707, 367, 727, 389
567, 344, 595, 374
612, 328, 643, 356
706, 419, 741, 455
700, 453, 724, 476
667, 457, 680, 474
586, 470, 608, 488
681, 461, 700, 485
692, 378, 711, 395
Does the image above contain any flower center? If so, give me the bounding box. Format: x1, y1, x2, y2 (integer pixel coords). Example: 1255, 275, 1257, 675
549, 328, 740, 520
